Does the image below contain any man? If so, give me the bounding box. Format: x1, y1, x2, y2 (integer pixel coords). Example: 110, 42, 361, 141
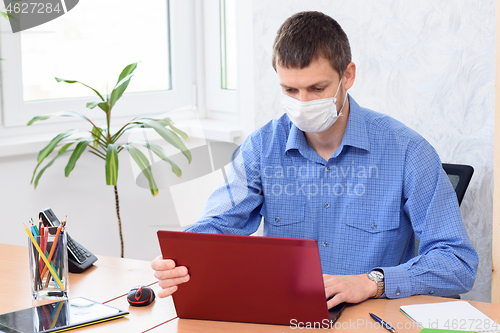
152, 11, 478, 309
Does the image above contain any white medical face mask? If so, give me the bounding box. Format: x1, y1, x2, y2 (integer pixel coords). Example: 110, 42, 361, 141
282, 78, 347, 133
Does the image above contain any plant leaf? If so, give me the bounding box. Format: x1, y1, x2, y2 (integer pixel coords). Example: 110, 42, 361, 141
91, 126, 103, 148
122, 144, 158, 196
1, 11, 18, 22
32, 135, 86, 183
109, 62, 138, 110
30, 163, 41, 185
110, 123, 145, 143
55, 77, 105, 101
105, 144, 119, 185
86, 101, 99, 109
27, 111, 93, 126
36, 129, 76, 164
109, 78, 132, 110
59, 141, 76, 154
65, 139, 93, 177
140, 120, 192, 163
138, 117, 189, 141
163, 119, 189, 141
32, 151, 72, 188
98, 101, 109, 113
130, 141, 182, 178
117, 62, 139, 83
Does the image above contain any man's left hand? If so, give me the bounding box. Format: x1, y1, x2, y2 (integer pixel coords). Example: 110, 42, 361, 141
323, 273, 378, 309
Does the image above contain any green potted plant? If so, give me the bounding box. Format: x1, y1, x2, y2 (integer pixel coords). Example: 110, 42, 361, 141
27, 62, 191, 258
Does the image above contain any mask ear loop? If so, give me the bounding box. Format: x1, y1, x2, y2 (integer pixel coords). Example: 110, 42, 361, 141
337, 91, 348, 116
333, 77, 343, 104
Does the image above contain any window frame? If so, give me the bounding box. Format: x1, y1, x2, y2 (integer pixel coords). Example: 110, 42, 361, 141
0, 0, 195, 129
203, 0, 237, 114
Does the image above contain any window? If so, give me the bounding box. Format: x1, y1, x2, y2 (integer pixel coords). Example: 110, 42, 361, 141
219, 0, 236, 91
203, 0, 237, 114
0, 0, 194, 128
21, 0, 171, 102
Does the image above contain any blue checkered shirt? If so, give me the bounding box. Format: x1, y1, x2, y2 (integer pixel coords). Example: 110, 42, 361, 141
186, 95, 478, 298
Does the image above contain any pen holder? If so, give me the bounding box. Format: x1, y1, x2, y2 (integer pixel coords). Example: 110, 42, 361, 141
28, 226, 69, 300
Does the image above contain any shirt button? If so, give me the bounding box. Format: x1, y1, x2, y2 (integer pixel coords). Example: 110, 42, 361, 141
323, 241, 328, 247
396, 291, 401, 296
325, 166, 330, 172
371, 224, 377, 229
429, 290, 434, 294
324, 203, 330, 208
275, 217, 280, 222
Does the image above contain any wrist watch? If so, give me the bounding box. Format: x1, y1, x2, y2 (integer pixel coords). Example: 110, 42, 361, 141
367, 269, 385, 298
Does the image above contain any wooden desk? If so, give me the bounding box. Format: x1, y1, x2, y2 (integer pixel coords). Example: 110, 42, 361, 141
0, 244, 178, 332
2, 244, 500, 332
151, 296, 500, 332
0, 244, 160, 313
68, 284, 178, 333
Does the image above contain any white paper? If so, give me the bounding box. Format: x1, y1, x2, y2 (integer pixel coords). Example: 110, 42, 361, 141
400, 301, 500, 332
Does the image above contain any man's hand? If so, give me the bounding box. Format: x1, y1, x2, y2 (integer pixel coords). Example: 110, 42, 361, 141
323, 273, 378, 309
151, 255, 190, 298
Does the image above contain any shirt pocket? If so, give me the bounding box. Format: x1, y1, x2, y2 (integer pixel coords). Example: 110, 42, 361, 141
344, 206, 401, 234
261, 197, 311, 239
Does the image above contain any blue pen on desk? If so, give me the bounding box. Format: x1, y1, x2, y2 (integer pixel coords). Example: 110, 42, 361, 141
369, 313, 395, 333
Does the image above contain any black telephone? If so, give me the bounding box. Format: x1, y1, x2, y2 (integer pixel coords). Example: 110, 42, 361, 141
39, 208, 98, 273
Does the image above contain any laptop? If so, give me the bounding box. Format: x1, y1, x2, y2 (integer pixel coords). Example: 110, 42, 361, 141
157, 231, 345, 327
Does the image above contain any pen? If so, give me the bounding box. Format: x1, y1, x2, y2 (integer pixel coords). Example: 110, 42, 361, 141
369, 313, 395, 333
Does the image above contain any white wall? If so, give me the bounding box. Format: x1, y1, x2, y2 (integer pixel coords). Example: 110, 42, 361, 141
252, 0, 495, 302
0, 146, 188, 261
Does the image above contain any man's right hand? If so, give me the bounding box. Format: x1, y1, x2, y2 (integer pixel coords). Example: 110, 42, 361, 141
151, 255, 190, 298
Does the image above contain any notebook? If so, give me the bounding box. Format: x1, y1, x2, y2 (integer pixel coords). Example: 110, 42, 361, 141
157, 231, 345, 327
400, 301, 499, 332
0, 297, 128, 333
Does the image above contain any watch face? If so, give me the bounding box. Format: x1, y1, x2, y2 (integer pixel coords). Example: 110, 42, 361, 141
370, 270, 384, 281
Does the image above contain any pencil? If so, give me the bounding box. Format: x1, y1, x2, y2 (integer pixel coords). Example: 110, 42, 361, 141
23, 223, 64, 290
58, 226, 65, 279
30, 220, 38, 236
50, 301, 64, 329
28, 220, 42, 290
44, 261, 59, 289
40, 225, 63, 282
32, 218, 40, 236
57, 220, 66, 269
55, 228, 63, 279
39, 226, 45, 276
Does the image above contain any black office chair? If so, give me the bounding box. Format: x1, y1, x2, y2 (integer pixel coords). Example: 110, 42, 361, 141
441, 163, 474, 206
414, 163, 474, 299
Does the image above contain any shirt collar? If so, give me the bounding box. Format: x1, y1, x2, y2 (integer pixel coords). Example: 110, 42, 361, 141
284, 118, 310, 157
284, 95, 371, 156
341, 95, 370, 153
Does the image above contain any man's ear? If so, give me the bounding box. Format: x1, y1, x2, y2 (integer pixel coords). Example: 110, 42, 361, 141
343, 62, 356, 90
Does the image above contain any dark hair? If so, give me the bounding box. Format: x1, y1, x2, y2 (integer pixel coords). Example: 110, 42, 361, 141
272, 11, 351, 77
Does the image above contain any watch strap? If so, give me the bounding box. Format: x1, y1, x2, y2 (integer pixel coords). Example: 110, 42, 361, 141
367, 269, 385, 298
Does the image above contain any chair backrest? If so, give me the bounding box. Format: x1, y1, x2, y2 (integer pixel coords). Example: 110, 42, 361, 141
414, 163, 474, 255
441, 163, 474, 206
